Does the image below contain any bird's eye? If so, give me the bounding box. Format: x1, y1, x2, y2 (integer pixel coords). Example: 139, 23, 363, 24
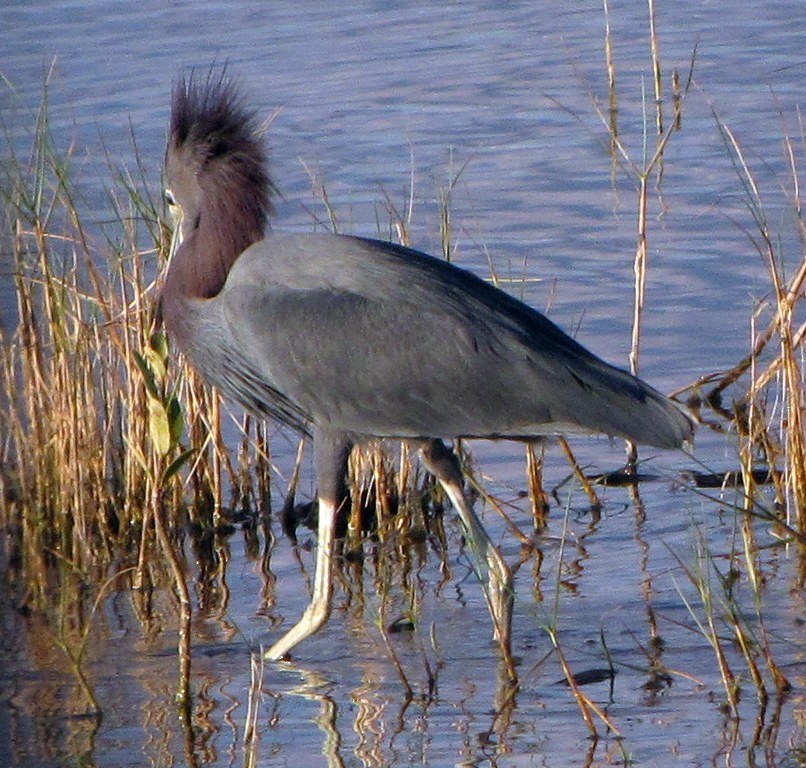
164, 188, 177, 208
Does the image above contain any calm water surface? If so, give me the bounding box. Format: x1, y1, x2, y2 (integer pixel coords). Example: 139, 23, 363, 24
1, 1, 805, 766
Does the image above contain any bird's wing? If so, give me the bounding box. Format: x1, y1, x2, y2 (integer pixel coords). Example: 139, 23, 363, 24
222, 233, 692, 446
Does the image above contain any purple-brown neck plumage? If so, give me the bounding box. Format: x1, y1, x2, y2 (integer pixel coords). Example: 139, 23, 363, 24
161, 72, 276, 337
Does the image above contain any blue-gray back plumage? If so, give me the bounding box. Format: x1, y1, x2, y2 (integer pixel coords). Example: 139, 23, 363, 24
178, 231, 692, 448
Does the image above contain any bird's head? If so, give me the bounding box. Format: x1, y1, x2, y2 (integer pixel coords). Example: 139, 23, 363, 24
164, 70, 276, 266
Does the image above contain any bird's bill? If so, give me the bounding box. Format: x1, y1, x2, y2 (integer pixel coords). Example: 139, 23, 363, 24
165, 187, 184, 263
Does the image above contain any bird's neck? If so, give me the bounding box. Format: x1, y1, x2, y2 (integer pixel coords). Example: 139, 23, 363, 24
160, 193, 265, 344
168, 194, 265, 299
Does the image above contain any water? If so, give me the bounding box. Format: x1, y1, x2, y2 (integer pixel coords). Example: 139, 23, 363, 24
2, 1, 805, 766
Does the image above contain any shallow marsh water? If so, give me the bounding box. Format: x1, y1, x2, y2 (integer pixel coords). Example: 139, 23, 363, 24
1, 1, 805, 766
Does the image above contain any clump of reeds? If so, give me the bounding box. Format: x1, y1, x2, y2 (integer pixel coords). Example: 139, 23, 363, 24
676, 111, 806, 547
1, 90, 146, 595
707, 116, 804, 534
0, 80, 249, 620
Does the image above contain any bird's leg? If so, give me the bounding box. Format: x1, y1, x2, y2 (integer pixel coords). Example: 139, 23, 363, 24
420, 439, 515, 669
264, 496, 337, 660
265, 429, 353, 661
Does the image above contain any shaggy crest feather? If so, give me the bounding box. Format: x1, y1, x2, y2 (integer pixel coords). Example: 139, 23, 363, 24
169, 70, 275, 229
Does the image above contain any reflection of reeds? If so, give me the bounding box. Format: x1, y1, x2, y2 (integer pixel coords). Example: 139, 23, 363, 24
243, 652, 264, 767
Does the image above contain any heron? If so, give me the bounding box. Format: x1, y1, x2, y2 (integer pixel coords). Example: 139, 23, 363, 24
160, 70, 694, 665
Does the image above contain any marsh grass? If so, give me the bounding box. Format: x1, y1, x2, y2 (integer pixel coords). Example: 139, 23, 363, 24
0, 88, 156, 585
243, 651, 265, 767
0, 78, 277, 711
598, 32, 696, 467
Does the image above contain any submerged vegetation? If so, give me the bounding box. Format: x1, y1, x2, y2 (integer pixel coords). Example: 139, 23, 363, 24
1, 17, 804, 768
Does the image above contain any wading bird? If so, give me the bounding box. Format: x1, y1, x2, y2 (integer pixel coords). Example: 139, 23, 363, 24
160, 71, 694, 665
